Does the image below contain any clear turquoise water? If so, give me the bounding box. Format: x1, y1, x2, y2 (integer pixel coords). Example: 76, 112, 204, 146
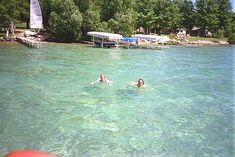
0, 43, 234, 157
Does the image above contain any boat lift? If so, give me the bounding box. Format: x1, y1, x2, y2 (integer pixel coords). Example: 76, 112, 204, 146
131, 34, 170, 49
87, 32, 123, 48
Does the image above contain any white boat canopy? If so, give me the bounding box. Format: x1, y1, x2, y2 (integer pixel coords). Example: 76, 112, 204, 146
87, 32, 123, 40
131, 34, 170, 43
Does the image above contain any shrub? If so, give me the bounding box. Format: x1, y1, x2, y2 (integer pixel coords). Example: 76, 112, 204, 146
48, 0, 83, 42
228, 33, 235, 44
213, 29, 225, 38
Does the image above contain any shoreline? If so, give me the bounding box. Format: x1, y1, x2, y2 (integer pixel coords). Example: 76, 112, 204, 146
1, 30, 231, 48
0, 37, 233, 48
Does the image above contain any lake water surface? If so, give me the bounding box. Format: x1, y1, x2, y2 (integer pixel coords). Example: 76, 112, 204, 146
0, 43, 234, 157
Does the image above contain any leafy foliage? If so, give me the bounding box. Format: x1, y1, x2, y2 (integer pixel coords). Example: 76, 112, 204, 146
0, 0, 20, 27
40, 0, 54, 28
213, 29, 225, 38
154, 0, 182, 33
195, 0, 220, 34
48, 0, 83, 42
228, 33, 235, 44
216, 0, 234, 35
0, 0, 234, 41
175, 0, 196, 31
108, 11, 136, 36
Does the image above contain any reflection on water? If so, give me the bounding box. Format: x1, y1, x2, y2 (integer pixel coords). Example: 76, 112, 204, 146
0, 43, 234, 157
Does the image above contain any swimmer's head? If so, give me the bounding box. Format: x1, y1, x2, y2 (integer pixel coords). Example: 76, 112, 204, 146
137, 79, 144, 87
99, 74, 106, 82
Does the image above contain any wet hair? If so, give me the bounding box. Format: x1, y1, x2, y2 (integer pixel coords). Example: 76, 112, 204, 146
99, 74, 106, 82
100, 74, 105, 78
138, 79, 144, 85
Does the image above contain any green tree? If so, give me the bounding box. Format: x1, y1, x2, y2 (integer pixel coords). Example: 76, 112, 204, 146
48, 0, 83, 42
215, 0, 234, 36
101, 0, 136, 22
228, 33, 235, 44
136, 0, 155, 34
232, 13, 235, 33
175, 0, 196, 33
0, 0, 29, 30
81, 8, 108, 39
76, 1, 107, 39
41, 0, 54, 28
195, 0, 219, 36
18, 0, 29, 28
74, 0, 93, 13
97, 0, 136, 35
108, 10, 136, 36
82, 10, 102, 32
153, 0, 182, 34
101, 0, 121, 21
0, 0, 18, 27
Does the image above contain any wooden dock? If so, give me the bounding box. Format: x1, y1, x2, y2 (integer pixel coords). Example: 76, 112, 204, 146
16, 37, 46, 48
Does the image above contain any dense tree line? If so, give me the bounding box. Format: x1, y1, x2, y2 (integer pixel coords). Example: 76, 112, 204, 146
0, 0, 234, 42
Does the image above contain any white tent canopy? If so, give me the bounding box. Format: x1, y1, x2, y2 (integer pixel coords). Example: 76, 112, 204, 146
87, 32, 123, 40
131, 34, 170, 43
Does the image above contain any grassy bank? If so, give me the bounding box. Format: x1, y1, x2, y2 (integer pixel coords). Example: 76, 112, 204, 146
187, 36, 228, 42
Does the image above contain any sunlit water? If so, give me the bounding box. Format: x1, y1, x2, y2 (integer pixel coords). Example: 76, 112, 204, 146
0, 43, 234, 157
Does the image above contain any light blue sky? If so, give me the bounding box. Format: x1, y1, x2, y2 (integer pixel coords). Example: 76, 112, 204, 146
191, 0, 235, 12
230, 0, 234, 11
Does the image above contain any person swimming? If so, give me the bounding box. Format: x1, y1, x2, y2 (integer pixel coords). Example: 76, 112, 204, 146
91, 74, 112, 85
137, 79, 145, 87
129, 79, 146, 88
